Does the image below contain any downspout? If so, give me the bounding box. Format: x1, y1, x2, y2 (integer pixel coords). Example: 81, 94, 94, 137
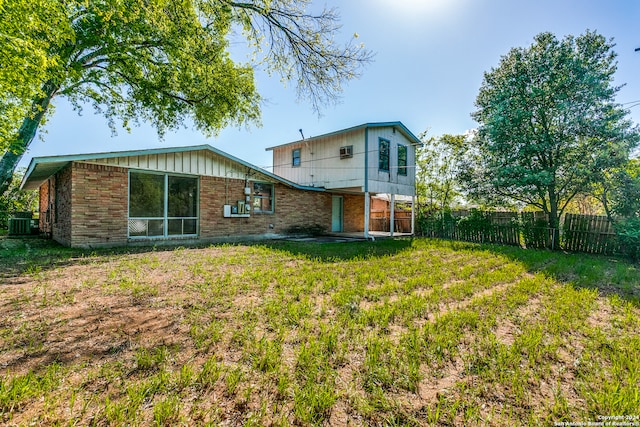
411, 194, 416, 236
364, 128, 371, 240
390, 193, 395, 237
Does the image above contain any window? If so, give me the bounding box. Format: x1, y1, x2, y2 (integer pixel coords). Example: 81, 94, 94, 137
167, 176, 198, 235
292, 148, 301, 167
128, 171, 198, 238
378, 138, 390, 171
253, 182, 274, 213
398, 144, 408, 176
339, 145, 353, 159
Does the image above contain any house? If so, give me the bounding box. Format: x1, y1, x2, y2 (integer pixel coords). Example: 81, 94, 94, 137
20, 122, 421, 248
20, 145, 332, 247
266, 121, 422, 238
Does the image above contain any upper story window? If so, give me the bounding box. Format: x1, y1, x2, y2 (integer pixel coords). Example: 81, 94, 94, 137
398, 144, 408, 176
292, 148, 301, 167
253, 182, 274, 213
378, 138, 390, 172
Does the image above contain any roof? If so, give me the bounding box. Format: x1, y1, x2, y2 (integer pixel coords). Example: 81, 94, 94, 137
20, 144, 325, 192
265, 121, 423, 151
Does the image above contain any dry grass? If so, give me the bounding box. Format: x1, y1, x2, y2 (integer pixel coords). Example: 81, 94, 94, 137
0, 237, 639, 426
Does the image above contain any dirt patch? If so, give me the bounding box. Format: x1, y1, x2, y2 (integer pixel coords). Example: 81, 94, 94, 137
493, 319, 519, 346
0, 291, 188, 376
417, 360, 463, 402
1, 240, 639, 426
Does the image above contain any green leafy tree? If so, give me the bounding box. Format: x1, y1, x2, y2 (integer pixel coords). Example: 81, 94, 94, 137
0, 169, 38, 229
0, 0, 372, 195
416, 132, 467, 213
594, 158, 640, 259
466, 31, 640, 244
596, 158, 640, 219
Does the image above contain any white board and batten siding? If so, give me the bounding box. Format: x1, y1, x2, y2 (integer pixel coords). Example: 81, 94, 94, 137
366, 127, 417, 197
271, 125, 418, 196
86, 149, 255, 180
271, 128, 366, 190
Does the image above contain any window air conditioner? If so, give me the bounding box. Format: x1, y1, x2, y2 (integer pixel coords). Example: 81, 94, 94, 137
340, 145, 353, 159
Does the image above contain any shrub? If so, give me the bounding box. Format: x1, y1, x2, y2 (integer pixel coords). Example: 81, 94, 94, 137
283, 224, 326, 236
615, 217, 640, 261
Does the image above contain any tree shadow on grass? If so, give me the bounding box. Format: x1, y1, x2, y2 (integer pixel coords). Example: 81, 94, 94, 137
0, 236, 191, 283
259, 237, 414, 262
470, 241, 640, 306
0, 235, 415, 283
1, 237, 90, 281
0, 294, 185, 376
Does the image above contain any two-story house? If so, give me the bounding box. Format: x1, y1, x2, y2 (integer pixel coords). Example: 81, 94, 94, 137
267, 121, 422, 238
20, 122, 421, 247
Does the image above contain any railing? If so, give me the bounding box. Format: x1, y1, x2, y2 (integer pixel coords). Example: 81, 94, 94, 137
370, 211, 413, 233
369, 217, 413, 233
128, 217, 198, 238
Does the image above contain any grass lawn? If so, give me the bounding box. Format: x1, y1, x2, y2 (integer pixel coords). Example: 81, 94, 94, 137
0, 237, 639, 426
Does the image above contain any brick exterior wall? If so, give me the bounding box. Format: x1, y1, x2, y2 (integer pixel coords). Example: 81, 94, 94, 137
272, 183, 332, 234
200, 176, 333, 238
371, 197, 388, 213
70, 162, 129, 247
343, 193, 365, 232
51, 165, 72, 246
39, 162, 128, 247
39, 178, 52, 236
42, 164, 337, 247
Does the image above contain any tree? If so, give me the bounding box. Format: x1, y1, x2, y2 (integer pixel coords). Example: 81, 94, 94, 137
0, 169, 38, 229
592, 158, 640, 259
467, 31, 640, 243
415, 132, 467, 213
596, 158, 640, 219
0, 0, 372, 195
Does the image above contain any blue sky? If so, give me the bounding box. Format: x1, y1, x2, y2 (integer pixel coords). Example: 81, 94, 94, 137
20, 0, 640, 171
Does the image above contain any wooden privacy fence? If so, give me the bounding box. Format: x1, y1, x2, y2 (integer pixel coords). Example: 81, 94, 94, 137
453, 211, 520, 246
418, 210, 623, 256
418, 210, 520, 246
521, 211, 557, 249
563, 213, 619, 254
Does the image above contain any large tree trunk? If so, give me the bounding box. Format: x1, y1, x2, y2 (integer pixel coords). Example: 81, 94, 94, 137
0, 80, 58, 196
548, 185, 560, 250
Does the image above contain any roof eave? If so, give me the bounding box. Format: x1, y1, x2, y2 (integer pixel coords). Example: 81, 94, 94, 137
265, 121, 422, 151
19, 144, 325, 193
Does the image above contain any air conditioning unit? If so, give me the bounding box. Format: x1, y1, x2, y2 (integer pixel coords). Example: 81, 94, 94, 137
339, 145, 353, 159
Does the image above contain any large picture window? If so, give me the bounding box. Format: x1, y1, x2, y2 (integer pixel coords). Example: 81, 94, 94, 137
253, 182, 274, 213
129, 172, 198, 238
379, 138, 390, 172
398, 144, 408, 176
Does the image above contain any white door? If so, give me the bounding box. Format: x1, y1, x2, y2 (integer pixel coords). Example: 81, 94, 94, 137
331, 196, 343, 232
